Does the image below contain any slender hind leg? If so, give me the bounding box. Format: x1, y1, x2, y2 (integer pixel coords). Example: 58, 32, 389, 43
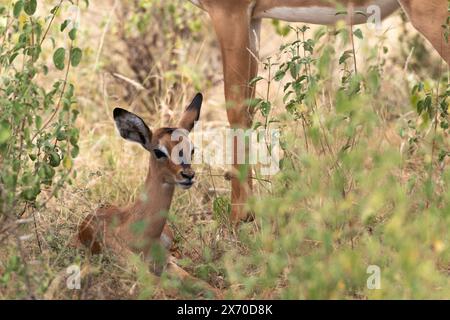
207, 2, 261, 222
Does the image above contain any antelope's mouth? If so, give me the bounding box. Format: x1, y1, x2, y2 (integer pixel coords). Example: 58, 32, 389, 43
177, 180, 194, 189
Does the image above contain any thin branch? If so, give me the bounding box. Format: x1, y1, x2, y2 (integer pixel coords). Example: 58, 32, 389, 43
40, 0, 64, 47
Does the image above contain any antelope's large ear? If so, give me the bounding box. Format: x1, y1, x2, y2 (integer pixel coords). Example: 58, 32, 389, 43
177, 93, 203, 132
113, 108, 153, 151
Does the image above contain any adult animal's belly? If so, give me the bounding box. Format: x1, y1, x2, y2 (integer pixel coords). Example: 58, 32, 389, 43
253, 0, 400, 25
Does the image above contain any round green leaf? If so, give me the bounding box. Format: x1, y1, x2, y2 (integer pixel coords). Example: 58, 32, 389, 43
71, 145, 80, 158
56, 130, 67, 141
53, 47, 66, 70
13, 1, 23, 18
48, 152, 61, 167
70, 47, 82, 67
24, 0, 37, 16
69, 28, 77, 41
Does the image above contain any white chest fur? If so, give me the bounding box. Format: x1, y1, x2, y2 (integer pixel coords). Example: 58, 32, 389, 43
255, 0, 400, 25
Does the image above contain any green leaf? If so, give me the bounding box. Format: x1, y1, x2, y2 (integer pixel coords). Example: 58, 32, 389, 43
260, 101, 271, 117
13, 1, 23, 18
253, 121, 263, 130
71, 145, 80, 158
53, 47, 66, 70
48, 152, 61, 167
38, 164, 55, 180
274, 69, 286, 81
61, 20, 70, 32
22, 188, 39, 201
339, 50, 353, 65
56, 130, 67, 141
24, 0, 37, 16
0, 122, 11, 144
289, 62, 301, 79
249, 76, 264, 86
9, 52, 19, 64
246, 98, 263, 108
70, 47, 82, 67
353, 28, 364, 40
69, 28, 77, 41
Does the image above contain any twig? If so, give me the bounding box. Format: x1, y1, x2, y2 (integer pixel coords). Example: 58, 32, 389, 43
40, 0, 64, 47
94, 0, 119, 69
348, 4, 358, 75
32, 210, 42, 254
31, 41, 73, 141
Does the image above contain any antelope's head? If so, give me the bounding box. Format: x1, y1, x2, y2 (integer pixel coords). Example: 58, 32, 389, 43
113, 93, 203, 189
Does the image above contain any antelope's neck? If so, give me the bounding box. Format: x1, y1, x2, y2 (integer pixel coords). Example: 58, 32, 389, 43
133, 164, 175, 239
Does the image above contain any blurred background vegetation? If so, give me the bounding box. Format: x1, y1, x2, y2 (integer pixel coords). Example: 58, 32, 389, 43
0, 0, 449, 299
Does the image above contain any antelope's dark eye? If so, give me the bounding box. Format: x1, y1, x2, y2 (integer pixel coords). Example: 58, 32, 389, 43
154, 149, 167, 159
191, 148, 195, 155
179, 150, 183, 157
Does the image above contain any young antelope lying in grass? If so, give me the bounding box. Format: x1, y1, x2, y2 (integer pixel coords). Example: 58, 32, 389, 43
77, 94, 219, 296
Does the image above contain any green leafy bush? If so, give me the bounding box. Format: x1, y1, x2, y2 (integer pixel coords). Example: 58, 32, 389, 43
0, 1, 83, 225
